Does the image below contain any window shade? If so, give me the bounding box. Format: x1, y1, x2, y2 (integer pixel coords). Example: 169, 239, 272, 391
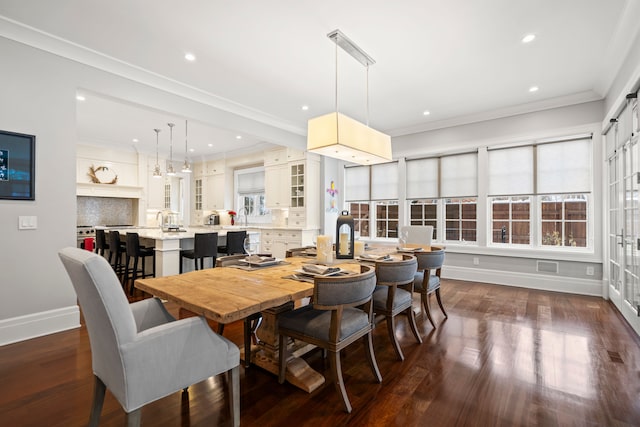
371, 162, 398, 200
345, 166, 370, 201
237, 170, 264, 194
537, 139, 591, 194
488, 146, 534, 196
441, 153, 477, 197
406, 158, 438, 199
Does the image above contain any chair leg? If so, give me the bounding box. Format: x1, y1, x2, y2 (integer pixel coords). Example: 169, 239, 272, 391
386, 315, 404, 361
129, 257, 139, 296
88, 375, 106, 427
328, 350, 352, 413
278, 333, 288, 384
126, 408, 141, 427
218, 323, 225, 335
435, 288, 448, 318
421, 293, 437, 329
363, 332, 382, 383
243, 319, 252, 368
179, 254, 183, 274
228, 366, 240, 427
405, 306, 423, 344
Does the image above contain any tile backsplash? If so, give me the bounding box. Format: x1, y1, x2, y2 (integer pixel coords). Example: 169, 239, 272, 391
77, 196, 135, 226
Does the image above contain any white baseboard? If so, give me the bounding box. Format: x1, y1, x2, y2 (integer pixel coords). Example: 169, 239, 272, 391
443, 265, 604, 297
0, 305, 80, 346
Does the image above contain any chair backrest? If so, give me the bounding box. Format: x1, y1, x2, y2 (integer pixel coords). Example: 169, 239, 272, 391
194, 232, 218, 258
225, 230, 247, 255
415, 249, 445, 272
313, 265, 376, 309
375, 255, 417, 287
215, 254, 246, 267
108, 230, 122, 255
399, 225, 433, 246
95, 229, 107, 252
125, 232, 142, 257
58, 247, 135, 394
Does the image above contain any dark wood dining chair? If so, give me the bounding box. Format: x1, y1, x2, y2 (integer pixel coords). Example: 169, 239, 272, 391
372, 254, 421, 360
413, 249, 447, 328
278, 265, 381, 413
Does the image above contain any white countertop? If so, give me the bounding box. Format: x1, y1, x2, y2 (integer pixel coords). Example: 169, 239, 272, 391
103, 226, 260, 241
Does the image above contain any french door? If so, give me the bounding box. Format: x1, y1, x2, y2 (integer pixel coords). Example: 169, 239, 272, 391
606, 97, 640, 335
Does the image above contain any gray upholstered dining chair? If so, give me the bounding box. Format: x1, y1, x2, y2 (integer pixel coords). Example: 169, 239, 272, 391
58, 247, 240, 427
277, 265, 381, 413
413, 249, 447, 329
373, 254, 421, 361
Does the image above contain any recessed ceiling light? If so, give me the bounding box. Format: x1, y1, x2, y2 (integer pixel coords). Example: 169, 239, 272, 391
208, 143, 213, 147
184, 53, 196, 61
132, 138, 138, 143
529, 86, 539, 93
423, 110, 431, 116
522, 34, 536, 43
189, 148, 195, 152
76, 95, 86, 101
301, 105, 309, 111
236, 135, 242, 140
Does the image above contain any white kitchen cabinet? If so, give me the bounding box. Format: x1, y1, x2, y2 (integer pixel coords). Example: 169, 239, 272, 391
265, 164, 289, 208
147, 176, 166, 209
260, 228, 317, 259
205, 174, 225, 210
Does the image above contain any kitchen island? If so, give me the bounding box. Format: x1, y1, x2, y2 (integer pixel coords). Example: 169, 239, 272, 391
102, 226, 260, 277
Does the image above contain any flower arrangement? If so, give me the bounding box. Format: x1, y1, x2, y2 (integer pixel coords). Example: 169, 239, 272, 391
228, 210, 237, 225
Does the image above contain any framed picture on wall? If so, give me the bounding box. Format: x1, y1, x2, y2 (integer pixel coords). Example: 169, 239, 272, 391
0, 129, 35, 200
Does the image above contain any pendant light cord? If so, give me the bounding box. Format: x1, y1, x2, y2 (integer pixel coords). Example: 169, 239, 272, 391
366, 64, 370, 127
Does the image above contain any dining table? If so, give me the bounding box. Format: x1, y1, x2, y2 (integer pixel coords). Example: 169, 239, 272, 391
134, 244, 442, 392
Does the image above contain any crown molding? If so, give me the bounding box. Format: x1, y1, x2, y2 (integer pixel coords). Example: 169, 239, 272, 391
0, 15, 306, 137
389, 91, 602, 137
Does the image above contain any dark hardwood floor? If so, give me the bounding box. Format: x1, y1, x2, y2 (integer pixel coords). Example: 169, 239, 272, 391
2, 279, 640, 426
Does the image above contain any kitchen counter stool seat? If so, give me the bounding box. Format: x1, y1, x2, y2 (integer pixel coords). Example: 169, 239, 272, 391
180, 232, 218, 273
124, 232, 155, 296
107, 230, 127, 283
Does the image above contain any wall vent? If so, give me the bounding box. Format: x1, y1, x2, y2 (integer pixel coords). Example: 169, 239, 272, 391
537, 260, 559, 274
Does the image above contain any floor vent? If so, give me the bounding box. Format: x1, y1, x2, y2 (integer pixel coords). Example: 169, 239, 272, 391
608, 350, 624, 364
536, 260, 559, 274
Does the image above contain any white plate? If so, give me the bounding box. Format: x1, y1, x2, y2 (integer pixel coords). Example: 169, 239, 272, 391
293, 268, 343, 277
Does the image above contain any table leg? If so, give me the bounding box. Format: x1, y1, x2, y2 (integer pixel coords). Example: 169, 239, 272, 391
253, 302, 325, 393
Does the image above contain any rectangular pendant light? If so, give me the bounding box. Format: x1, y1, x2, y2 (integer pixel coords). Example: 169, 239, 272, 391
307, 112, 392, 165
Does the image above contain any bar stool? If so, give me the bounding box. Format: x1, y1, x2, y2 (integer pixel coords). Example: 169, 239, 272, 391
219, 230, 247, 255
180, 232, 218, 273
124, 232, 155, 296
107, 230, 126, 281
94, 229, 109, 257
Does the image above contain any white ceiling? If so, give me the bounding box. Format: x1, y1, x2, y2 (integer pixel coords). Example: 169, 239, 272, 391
1, 0, 639, 160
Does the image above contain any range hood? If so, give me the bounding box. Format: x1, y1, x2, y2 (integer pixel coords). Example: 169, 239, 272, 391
76, 182, 143, 198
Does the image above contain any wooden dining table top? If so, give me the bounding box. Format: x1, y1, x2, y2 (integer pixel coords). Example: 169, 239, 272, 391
134, 257, 362, 324
134, 245, 443, 325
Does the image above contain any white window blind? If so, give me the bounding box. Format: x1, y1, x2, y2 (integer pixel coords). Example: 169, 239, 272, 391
406, 158, 438, 198
237, 170, 264, 194
488, 146, 534, 196
537, 139, 591, 194
371, 162, 398, 200
345, 166, 370, 201
441, 153, 477, 197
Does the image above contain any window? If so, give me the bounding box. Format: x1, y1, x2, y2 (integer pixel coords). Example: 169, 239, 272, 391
409, 199, 438, 239
164, 182, 171, 209
541, 194, 588, 247
350, 202, 370, 238
235, 167, 267, 220
345, 162, 399, 239
491, 196, 531, 244
445, 198, 477, 242
406, 152, 478, 243
488, 136, 592, 249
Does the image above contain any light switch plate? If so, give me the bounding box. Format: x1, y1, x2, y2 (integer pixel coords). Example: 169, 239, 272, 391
18, 215, 37, 230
